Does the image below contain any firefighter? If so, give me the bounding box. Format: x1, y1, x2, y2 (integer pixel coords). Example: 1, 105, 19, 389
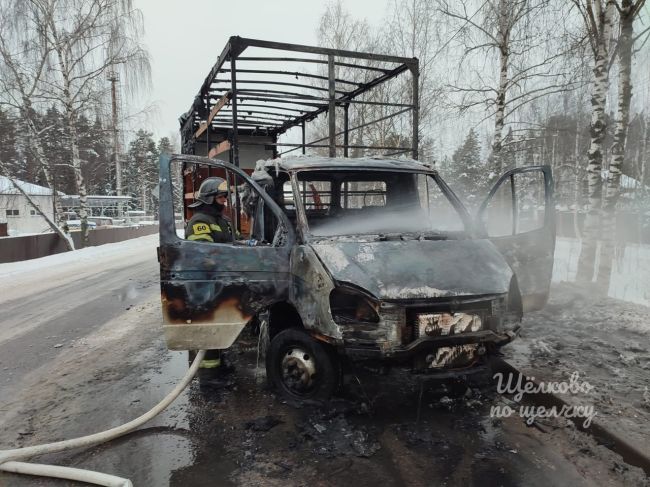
185, 176, 234, 380
185, 177, 233, 243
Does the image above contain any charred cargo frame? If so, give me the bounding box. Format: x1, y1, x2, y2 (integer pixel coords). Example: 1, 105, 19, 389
179, 36, 420, 164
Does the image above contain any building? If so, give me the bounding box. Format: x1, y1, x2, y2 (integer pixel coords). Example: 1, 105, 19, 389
0, 176, 59, 236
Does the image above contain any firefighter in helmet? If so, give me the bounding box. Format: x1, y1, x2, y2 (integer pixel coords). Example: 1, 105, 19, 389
185, 177, 234, 243
185, 176, 234, 380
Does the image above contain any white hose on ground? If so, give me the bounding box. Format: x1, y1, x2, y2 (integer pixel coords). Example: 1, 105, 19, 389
0, 462, 133, 487
0, 349, 206, 486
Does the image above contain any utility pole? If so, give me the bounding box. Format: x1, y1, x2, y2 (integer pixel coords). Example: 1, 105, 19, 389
108, 71, 122, 196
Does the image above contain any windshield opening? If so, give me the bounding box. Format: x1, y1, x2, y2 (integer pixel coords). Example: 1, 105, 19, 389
290, 170, 467, 238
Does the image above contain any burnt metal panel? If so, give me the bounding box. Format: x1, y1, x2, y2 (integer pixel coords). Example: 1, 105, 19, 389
289, 244, 341, 339
310, 239, 513, 301
159, 242, 292, 324
158, 154, 295, 349
261, 156, 432, 172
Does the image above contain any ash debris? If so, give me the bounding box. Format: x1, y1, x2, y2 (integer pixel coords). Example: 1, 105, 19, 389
296, 411, 381, 459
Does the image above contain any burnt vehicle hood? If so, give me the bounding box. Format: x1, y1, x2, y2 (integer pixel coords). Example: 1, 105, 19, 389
310, 239, 513, 300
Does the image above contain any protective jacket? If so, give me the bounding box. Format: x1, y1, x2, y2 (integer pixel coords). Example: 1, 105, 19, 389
185, 205, 233, 243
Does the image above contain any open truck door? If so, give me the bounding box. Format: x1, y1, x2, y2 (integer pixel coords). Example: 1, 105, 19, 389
477, 165, 555, 313
158, 154, 294, 350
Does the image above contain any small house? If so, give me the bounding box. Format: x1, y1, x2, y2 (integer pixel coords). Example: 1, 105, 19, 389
0, 176, 58, 236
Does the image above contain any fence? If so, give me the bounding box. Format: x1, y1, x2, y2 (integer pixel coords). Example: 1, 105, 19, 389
0, 224, 159, 264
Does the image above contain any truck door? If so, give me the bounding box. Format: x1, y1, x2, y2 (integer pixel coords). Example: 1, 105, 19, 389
477, 166, 555, 312
158, 154, 294, 350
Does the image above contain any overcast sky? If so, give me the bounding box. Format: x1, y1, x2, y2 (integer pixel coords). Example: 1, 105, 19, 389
135, 0, 391, 142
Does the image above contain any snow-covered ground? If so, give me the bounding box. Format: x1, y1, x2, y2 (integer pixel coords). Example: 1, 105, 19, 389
0, 234, 159, 279
0, 234, 160, 307
553, 237, 650, 307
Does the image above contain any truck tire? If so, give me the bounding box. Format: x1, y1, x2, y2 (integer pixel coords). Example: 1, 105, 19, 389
266, 329, 339, 401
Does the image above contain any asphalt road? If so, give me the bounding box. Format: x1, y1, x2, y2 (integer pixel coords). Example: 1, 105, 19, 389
0, 236, 646, 486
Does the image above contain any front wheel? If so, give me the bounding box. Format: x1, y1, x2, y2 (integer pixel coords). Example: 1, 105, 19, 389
266, 329, 340, 401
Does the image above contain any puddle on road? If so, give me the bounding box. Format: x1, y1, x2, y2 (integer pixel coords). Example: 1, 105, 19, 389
143, 350, 192, 430
118, 341, 607, 486
138, 350, 238, 486
8, 341, 629, 486
71, 351, 240, 486
64, 351, 200, 485
73, 433, 195, 486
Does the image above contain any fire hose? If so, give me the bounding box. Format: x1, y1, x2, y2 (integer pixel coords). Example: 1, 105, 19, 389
0, 350, 206, 487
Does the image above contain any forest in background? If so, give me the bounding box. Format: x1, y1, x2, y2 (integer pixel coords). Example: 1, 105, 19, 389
0, 0, 648, 274
0, 106, 170, 211
310, 1, 649, 209
308, 0, 649, 283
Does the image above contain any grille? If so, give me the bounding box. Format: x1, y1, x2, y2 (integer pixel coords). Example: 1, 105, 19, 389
404, 301, 493, 343
413, 312, 483, 339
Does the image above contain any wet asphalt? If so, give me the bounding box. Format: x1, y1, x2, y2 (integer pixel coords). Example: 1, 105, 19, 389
0, 243, 645, 486
1, 337, 640, 486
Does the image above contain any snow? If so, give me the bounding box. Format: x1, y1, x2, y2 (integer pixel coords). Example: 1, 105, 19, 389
552, 237, 650, 307
0, 175, 64, 196
601, 169, 649, 190
380, 285, 447, 299
312, 244, 350, 272
506, 280, 650, 453
356, 244, 375, 263
0, 234, 159, 280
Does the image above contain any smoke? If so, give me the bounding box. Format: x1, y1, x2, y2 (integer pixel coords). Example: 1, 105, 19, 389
309, 206, 463, 237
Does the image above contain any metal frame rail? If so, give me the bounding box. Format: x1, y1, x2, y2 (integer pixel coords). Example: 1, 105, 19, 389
179, 36, 420, 166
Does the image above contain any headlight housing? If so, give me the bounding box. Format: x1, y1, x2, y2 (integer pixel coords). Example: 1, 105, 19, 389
329, 286, 380, 325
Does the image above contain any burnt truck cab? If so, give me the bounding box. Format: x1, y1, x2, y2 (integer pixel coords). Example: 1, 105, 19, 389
158, 154, 555, 400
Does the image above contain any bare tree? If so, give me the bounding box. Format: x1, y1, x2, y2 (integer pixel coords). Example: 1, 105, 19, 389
29, 0, 150, 246
380, 0, 443, 161
313, 0, 376, 157
603, 0, 647, 215
314, 0, 432, 160
0, 0, 74, 248
439, 0, 578, 175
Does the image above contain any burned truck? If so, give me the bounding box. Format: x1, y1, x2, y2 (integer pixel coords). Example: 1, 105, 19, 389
158, 37, 555, 400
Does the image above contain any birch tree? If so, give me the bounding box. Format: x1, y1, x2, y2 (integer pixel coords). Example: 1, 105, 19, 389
0, 0, 74, 248
602, 0, 647, 217
380, 0, 442, 161
574, 0, 617, 281
595, 0, 647, 287
439, 0, 577, 176
30, 0, 150, 246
